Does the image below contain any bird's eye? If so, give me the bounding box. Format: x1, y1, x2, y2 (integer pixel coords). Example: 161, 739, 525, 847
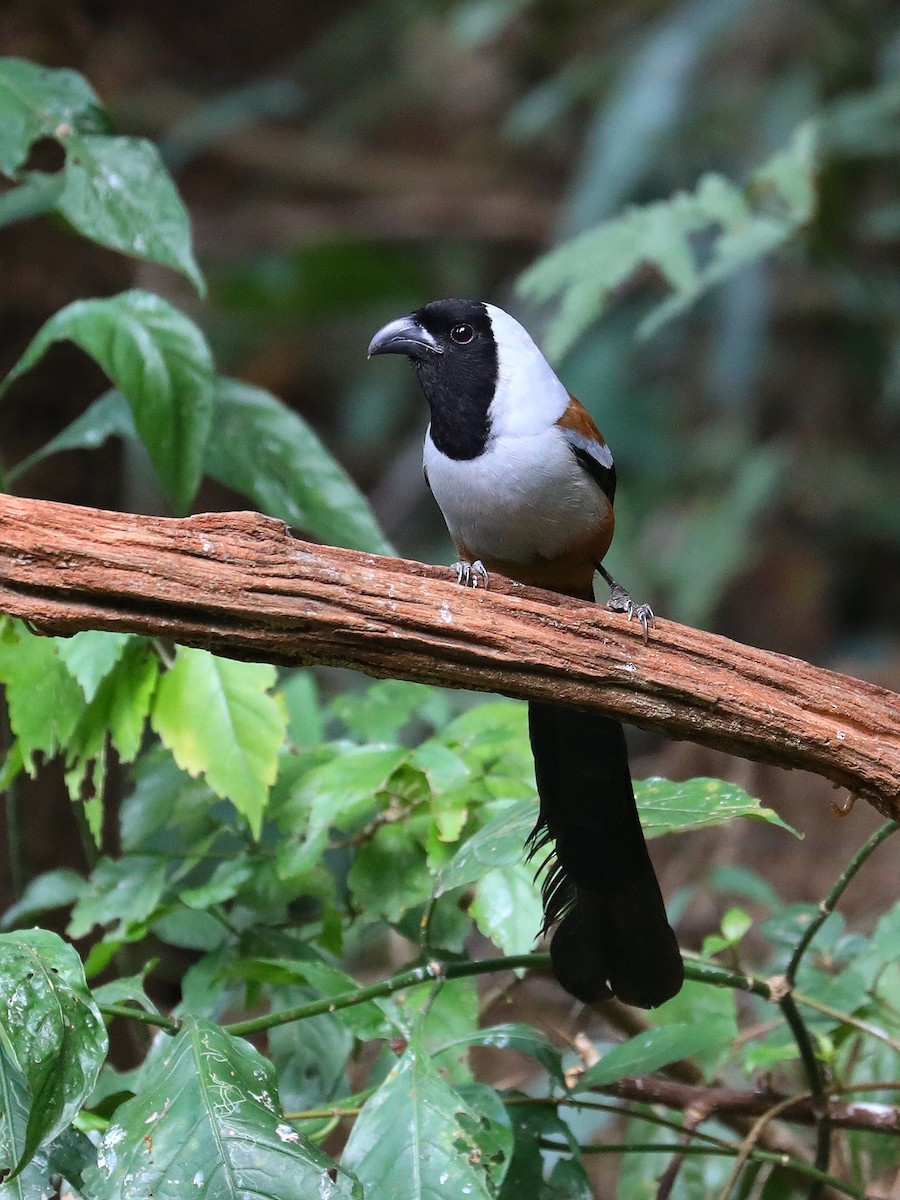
450, 323, 475, 344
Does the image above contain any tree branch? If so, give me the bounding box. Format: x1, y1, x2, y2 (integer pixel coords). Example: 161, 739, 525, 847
599, 1076, 900, 1136
0, 494, 897, 819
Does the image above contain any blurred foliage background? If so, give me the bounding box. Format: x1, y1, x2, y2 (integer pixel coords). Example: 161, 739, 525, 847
1, 0, 900, 1024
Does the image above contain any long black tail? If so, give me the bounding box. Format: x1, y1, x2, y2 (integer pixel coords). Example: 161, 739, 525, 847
527, 701, 683, 1008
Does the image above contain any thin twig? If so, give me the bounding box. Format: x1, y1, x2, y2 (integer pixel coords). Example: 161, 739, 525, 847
786, 821, 900, 985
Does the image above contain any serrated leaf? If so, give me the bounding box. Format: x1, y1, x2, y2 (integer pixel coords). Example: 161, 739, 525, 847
1, 291, 214, 513
0, 58, 102, 175
204, 376, 392, 553
342, 1034, 500, 1200
58, 133, 203, 291
635, 776, 799, 837
55, 631, 131, 702
470, 863, 543, 958
0, 621, 86, 773
64, 639, 160, 806
578, 1020, 734, 1088
152, 646, 286, 837
85, 1017, 360, 1200
0, 929, 107, 1176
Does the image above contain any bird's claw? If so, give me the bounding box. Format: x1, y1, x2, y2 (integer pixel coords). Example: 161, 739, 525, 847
452, 559, 489, 588
606, 584, 654, 643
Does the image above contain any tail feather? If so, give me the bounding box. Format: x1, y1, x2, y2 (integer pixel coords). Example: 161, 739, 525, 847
527, 701, 683, 1008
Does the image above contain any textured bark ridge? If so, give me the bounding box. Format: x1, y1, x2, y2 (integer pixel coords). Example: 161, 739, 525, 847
0, 493, 897, 819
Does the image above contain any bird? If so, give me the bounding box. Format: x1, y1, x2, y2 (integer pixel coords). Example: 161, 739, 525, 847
368, 298, 683, 1008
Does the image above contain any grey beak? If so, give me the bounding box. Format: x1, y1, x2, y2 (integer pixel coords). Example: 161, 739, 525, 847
367, 315, 442, 359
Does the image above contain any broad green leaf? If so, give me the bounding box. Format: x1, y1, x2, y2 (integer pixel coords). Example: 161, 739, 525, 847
647, 981, 738, 1073
435, 1023, 565, 1086
342, 1034, 501, 1200
55, 630, 131, 701
348, 822, 432, 923
91, 968, 159, 1016
0, 171, 64, 228
1, 869, 85, 930
331, 679, 447, 741
85, 1017, 360, 1200
1, 291, 214, 513
58, 134, 203, 291
635, 777, 799, 838
519, 123, 818, 357
68, 856, 169, 941
0, 1044, 88, 1200
152, 646, 286, 837
178, 856, 254, 909
470, 863, 542, 958
205, 376, 392, 553
0, 621, 85, 773
0, 930, 107, 1176
7, 389, 134, 485
435, 802, 536, 895
499, 1096, 591, 1200
267, 984, 353, 1111
0, 58, 102, 175
578, 1020, 734, 1088
275, 743, 408, 876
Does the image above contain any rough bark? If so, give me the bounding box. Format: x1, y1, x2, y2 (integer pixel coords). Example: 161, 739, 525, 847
0, 494, 897, 818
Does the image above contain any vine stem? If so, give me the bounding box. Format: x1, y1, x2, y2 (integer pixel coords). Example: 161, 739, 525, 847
786, 819, 899, 986
535, 1139, 866, 1199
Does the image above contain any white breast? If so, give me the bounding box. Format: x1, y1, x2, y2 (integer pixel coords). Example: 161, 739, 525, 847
423, 425, 606, 564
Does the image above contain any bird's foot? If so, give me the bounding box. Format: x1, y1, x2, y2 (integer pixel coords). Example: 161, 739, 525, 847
452, 559, 489, 588
597, 566, 653, 642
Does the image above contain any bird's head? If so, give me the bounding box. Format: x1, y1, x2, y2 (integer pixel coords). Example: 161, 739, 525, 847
368, 299, 568, 457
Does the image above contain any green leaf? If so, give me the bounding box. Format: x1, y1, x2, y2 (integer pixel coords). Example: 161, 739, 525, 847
68, 856, 169, 941
55, 630, 131, 702
63, 638, 160, 805
470, 863, 543, 957
435, 802, 536, 895
578, 1020, 734, 1088
0, 621, 85, 773
342, 1034, 501, 1200
152, 646, 286, 837
0, 929, 107, 1176
85, 1017, 360, 1199
1, 869, 85, 930
435, 1023, 565, 1086
0, 1044, 89, 1200
91, 968, 159, 1016
7, 389, 135, 485
0, 58, 102, 175
0, 170, 64, 228
499, 1095, 591, 1200
204, 376, 392, 553
275, 744, 408, 876
348, 822, 432, 924
331, 679, 446, 741
1, 291, 214, 513
635, 777, 799, 838
266, 984, 353, 1111
518, 122, 818, 357
58, 134, 203, 292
